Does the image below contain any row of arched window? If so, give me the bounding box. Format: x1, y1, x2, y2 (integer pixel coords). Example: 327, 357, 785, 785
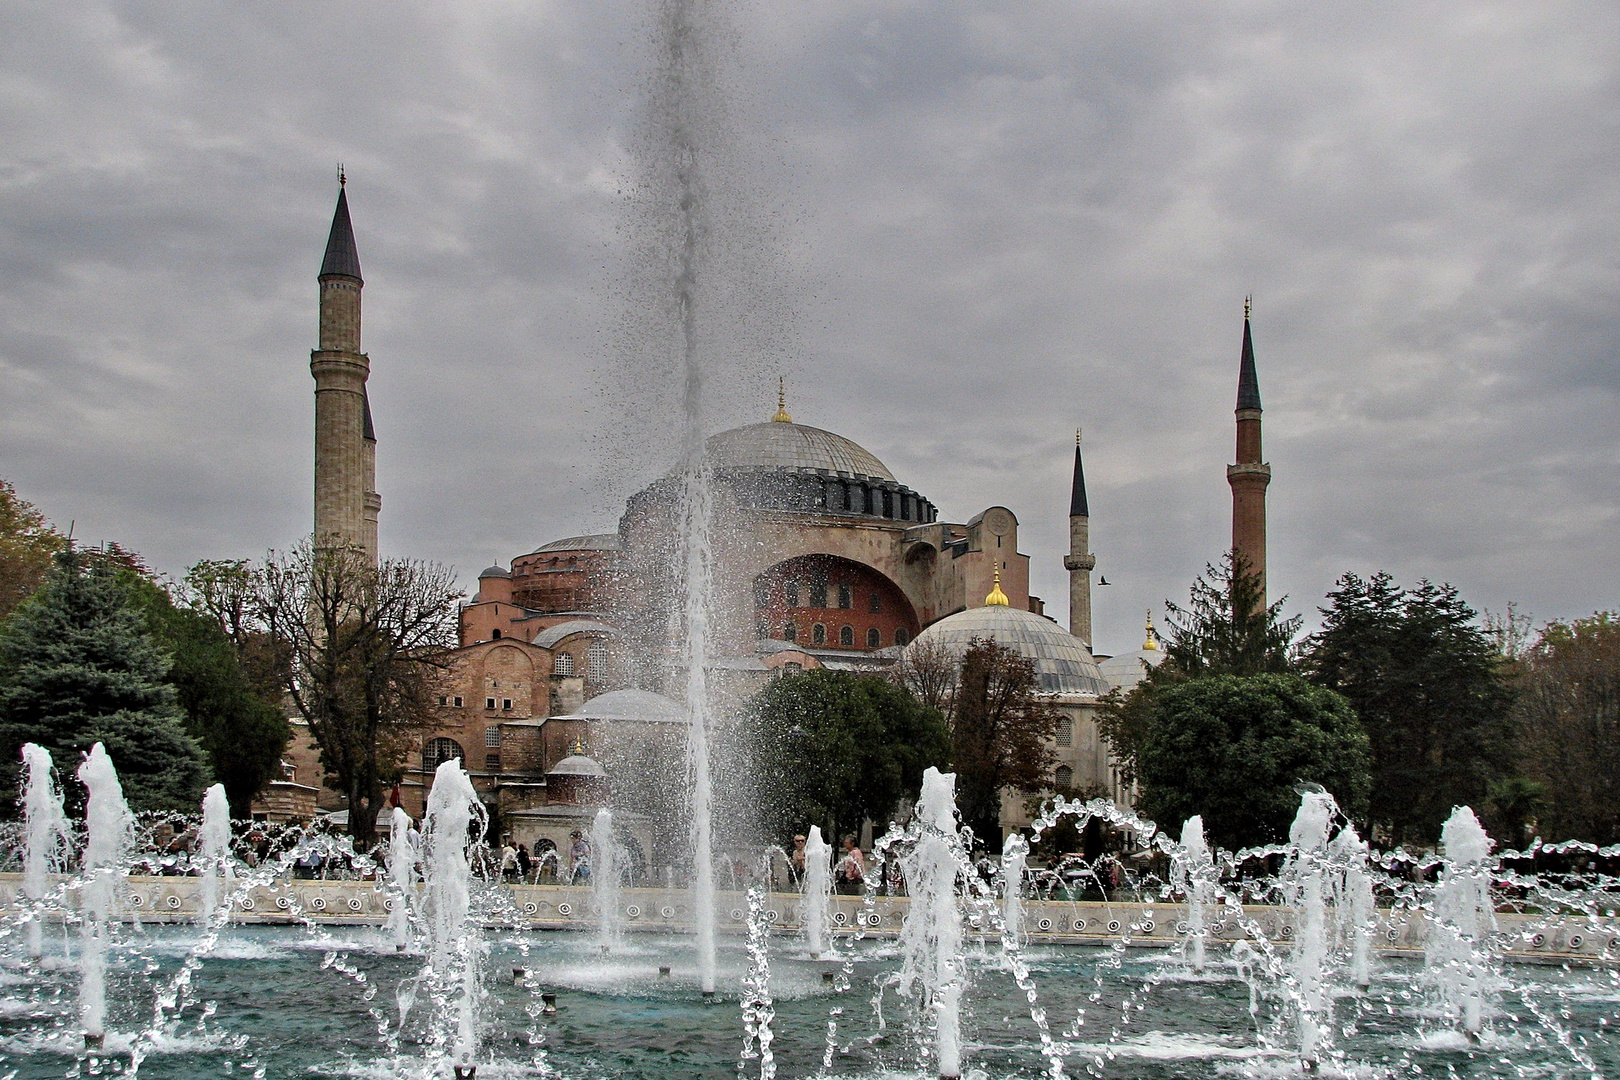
763, 621, 911, 649
550, 641, 609, 680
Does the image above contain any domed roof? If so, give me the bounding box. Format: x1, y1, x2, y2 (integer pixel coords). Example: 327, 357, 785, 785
548, 753, 606, 778
705, 423, 895, 481
1098, 648, 1166, 694
478, 564, 510, 579
569, 689, 686, 724
531, 619, 615, 650
909, 606, 1109, 697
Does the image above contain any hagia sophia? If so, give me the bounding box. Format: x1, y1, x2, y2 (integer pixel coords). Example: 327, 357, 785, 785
262, 182, 1273, 870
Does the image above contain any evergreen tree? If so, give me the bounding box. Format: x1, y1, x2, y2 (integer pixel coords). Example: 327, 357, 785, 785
1304, 573, 1516, 845
0, 548, 209, 814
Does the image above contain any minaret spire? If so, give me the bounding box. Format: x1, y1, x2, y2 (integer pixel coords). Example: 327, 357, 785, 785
1063, 427, 1097, 647
312, 177, 379, 561
1227, 299, 1271, 608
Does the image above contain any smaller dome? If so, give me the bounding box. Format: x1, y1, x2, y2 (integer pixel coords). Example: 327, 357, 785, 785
1098, 648, 1166, 694
910, 605, 1108, 697
479, 564, 510, 579
571, 689, 685, 724
548, 754, 606, 778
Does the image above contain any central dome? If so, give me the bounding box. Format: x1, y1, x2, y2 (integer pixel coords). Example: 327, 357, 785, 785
705, 422, 895, 481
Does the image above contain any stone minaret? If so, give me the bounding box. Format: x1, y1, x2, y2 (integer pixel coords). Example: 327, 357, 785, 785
311, 176, 380, 560
1063, 429, 1097, 647
1227, 299, 1270, 605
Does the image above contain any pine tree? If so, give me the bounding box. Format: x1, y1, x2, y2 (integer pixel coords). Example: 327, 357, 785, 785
0, 547, 209, 814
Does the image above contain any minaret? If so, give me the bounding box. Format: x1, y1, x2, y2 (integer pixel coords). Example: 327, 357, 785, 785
311, 174, 380, 560
1062, 429, 1097, 647
1227, 298, 1271, 605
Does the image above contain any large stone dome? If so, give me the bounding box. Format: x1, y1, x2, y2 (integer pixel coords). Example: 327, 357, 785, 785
705, 422, 895, 481
909, 605, 1110, 697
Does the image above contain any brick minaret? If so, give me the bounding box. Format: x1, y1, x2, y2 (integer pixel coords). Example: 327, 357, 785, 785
1227, 299, 1270, 606
311, 175, 380, 560
1063, 429, 1097, 647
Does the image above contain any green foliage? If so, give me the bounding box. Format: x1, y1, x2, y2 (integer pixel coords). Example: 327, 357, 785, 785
120, 574, 291, 818
1304, 573, 1516, 845
1510, 612, 1620, 844
0, 479, 65, 620
0, 548, 209, 814
745, 669, 950, 846
1133, 674, 1370, 851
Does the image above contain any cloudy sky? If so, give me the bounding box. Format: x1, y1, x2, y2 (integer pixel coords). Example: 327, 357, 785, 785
1, 1, 1615, 653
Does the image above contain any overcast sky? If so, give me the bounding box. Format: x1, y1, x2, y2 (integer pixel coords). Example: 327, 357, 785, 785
1, 2, 1615, 653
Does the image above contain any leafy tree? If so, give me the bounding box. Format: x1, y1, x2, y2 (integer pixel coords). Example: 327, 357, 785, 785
1303, 573, 1516, 845
947, 639, 1062, 848
0, 479, 65, 619
1511, 613, 1620, 844
1133, 674, 1369, 850
745, 669, 949, 846
120, 574, 291, 817
255, 541, 460, 842
0, 547, 209, 813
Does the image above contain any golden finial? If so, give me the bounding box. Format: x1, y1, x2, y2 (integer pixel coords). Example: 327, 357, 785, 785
771, 376, 792, 423
571, 736, 587, 755
338, 164, 346, 188
1076, 427, 1082, 447
1143, 608, 1159, 651
985, 565, 1010, 607
1244, 294, 1252, 320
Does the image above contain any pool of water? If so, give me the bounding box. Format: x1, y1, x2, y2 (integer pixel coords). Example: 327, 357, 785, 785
1, 925, 1616, 1078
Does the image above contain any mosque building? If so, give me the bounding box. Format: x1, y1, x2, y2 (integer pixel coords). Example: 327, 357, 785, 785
276, 182, 1272, 860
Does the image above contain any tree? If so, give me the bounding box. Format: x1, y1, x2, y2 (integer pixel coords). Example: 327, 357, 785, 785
745, 669, 949, 846
0, 547, 209, 814
947, 640, 1061, 848
1133, 674, 1370, 851
0, 479, 65, 620
1304, 573, 1516, 845
255, 542, 460, 843
1511, 613, 1620, 844
120, 573, 290, 818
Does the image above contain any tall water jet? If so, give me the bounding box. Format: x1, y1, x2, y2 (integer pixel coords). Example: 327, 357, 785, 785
77, 743, 133, 1047
20, 743, 70, 958
1286, 791, 1336, 1071
386, 806, 417, 951
197, 783, 232, 927
1000, 832, 1028, 950
1331, 822, 1375, 989
1178, 815, 1212, 975
422, 759, 486, 1077
800, 825, 831, 958
592, 807, 624, 952
1427, 806, 1496, 1038
897, 767, 965, 1079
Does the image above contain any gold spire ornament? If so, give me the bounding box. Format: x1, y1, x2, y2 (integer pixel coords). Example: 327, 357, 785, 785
1143, 609, 1159, 651
985, 565, 1010, 607
771, 377, 792, 423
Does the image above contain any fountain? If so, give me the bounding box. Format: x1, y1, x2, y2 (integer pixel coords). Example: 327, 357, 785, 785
896, 767, 966, 1080
1001, 830, 1028, 950
19, 742, 70, 959
1330, 820, 1375, 989
1426, 805, 1497, 1039
1284, 790, 1336, 1071
386, 804, 417, 950
1178, 815, 1212, 974
801, 825, 832, 959
76, 742, 133, 1049
592, 807, 624, 952
420, 757, 486, 1078
196, 782, 232, 927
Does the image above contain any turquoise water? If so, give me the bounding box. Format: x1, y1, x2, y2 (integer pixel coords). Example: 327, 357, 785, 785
2, 925, 1616, 1078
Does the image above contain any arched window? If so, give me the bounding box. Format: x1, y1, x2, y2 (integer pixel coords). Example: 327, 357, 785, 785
783, 623, 797, 643
837, 583, 852, 609
894, 627, 910, 647
809, 576, 828, 608
868, 592, 882, 613
491, 628, 502, 639
756, 616, 769, 639
784, 580, 800, 606
839, 625, 854, 647
1055, 717, 1073, 747
866, 627, 881, 649
553, 652, 576, 677
812, 623, 827, 645
586, 641, 609, 681
1054, 765, 1074, 791
424, 738, 464, 770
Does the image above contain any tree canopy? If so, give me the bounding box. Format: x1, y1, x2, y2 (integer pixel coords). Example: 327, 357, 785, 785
0, 480, 65, 621
1133, 673, 1370, 850
745, 668, 949, 846
1303, 572, 1515, 844
0, 547, 209, 813
947, 639, 1061, 847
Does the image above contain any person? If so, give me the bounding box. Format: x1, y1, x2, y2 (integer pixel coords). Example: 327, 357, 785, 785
516, 843, 532, 882
500, 840, 519, 882
791, 835, 807, 881
570, 830, 591, 882
836, 835, 865, 895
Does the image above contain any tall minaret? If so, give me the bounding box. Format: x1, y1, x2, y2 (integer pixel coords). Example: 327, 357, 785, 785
1227, 298, 1270, 605
1063, 429, 1097, 647
311, 174, 380, 560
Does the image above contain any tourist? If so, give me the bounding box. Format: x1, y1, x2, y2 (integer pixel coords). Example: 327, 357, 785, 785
500, 840, 519, 882
570, 830, 591, 882
836, 835, 865, 895
516, 843, 532, 881
791, 834, 807, 882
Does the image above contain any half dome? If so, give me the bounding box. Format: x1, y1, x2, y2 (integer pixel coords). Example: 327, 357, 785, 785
909, 606, 1109, 697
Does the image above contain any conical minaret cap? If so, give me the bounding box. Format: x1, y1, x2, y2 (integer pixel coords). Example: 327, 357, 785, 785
320, 183, 363, 282
1236, 301, 1261, 411
1069, 428, 1090, 517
